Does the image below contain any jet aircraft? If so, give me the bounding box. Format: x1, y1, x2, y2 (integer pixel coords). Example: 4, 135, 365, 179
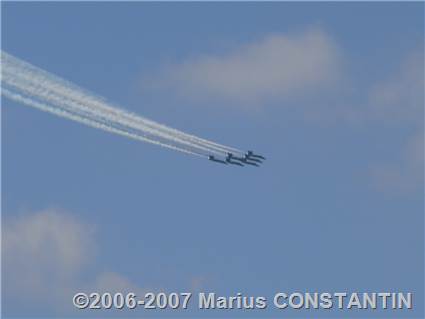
225, 153, 244, 166
227, 153, 259, 167
245, 150, 266, 160
243, 155, 262, 163
208, 151, 265, 167
208, 155, 227, 164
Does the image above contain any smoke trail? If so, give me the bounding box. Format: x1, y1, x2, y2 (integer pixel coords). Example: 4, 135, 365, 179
2, 88, 204, 157
2, 63, 222, 155
2, 51, 242, 155
2, 69, 223, 155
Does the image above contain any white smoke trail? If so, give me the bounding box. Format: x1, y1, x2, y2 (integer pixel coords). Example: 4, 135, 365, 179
2, 51, 242, 155
2, 63, 222, 155
2, 87, 204, 157
2, 69, 222, 155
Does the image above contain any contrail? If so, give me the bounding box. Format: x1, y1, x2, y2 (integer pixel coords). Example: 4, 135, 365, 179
1, 51, 242, 155
2, 87, 204, 157
2, 69, 223, 156
2, 61, 222, 155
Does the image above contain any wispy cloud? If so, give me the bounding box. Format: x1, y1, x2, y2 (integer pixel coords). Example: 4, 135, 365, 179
2, 209, 146, 316
367, 52, 424, 194
3, 209, 94, 299
370, 131, 424, 194
144, 28, 341, 106
369, 52, 424, 124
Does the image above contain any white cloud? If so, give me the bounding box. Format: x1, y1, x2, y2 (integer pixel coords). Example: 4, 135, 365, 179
370, 130, 424, 194
2, 209, 146, 315
144, 28, 341, 105
91, 271, 147, 295
3, 209, 94, 300
369, 52, 424, 123
367, 52, 424, 194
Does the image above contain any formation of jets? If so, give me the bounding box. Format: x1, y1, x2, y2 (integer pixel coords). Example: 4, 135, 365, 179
208, 151, 266, 167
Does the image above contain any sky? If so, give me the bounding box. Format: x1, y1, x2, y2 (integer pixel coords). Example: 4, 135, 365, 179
1, 2, 424, 318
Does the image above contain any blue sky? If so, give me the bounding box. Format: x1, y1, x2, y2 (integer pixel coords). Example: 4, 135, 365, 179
2, 2, 424, 318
